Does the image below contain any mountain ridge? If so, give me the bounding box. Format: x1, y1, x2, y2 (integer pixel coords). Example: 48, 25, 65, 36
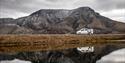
0, 7, 125, 34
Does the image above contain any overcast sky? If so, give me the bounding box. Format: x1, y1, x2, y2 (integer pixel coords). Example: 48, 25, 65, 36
0, 0, 125, 22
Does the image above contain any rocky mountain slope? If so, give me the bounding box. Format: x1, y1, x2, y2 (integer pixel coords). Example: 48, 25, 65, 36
0, 7, 125, 34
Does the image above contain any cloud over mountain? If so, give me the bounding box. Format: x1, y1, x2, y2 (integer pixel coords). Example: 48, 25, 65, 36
0, 0, 125, 22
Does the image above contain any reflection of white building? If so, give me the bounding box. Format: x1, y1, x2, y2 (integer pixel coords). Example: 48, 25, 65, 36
77, 46, 94, 53
76, 28, 94, 34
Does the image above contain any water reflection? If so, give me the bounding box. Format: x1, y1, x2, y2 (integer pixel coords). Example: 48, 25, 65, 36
96, 48, 125, 63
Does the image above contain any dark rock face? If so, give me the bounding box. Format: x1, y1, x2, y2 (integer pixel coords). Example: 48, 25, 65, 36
0, 7, 125, 63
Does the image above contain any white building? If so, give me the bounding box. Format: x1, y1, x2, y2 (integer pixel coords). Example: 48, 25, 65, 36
76, 28, 94, 34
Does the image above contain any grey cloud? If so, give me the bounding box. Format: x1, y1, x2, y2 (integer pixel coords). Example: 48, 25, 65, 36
46, 0, 60, 2
1, 0, 125, 12
0, 0, 37, 13
0, 0, 125, 21
72, 0, 125, 11
94, 0, 125, 11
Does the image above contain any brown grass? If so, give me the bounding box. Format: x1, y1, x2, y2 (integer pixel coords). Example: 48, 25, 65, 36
0, 34, 125, 53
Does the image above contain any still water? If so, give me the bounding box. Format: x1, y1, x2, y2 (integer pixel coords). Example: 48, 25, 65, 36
0, 48, 125, 63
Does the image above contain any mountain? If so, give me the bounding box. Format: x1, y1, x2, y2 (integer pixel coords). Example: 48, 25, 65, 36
0, 7, 125, 34
0, 18, 15, 24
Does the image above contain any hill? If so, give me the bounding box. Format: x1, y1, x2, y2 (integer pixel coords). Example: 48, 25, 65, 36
0, 7, 125, 34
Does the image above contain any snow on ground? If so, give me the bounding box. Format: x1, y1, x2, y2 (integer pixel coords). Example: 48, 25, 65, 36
96, 48, 125, 63
0, 59, 31, 63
